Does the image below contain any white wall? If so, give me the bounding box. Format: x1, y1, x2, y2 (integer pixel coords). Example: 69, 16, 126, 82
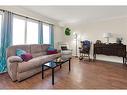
63, 17, 127, 63
54, 25, 64, 49
0, 6, 64, 49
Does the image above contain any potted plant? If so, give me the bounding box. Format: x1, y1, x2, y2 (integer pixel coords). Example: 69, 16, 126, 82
65, 27, 71, 36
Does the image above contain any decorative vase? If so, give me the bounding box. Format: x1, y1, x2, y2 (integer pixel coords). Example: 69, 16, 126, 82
116, 37, 123, 44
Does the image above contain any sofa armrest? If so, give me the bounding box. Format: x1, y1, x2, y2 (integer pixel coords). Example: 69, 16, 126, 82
7, 56, 23, 81
8, 56, 23, 63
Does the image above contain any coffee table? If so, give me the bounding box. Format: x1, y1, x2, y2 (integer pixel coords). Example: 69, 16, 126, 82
42, 57, 71, 85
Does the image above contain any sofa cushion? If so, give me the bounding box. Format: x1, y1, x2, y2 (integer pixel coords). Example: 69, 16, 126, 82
7, 45, 30, 58
32, 52, 47, 58
30, 44, 49, 58
30, 44, 44, 58
18, 56, 52, 73
17, 67, 41, 81
47, 53, 61, 60
41, 44, 49, 52
18, 53, 61, 73
18, 56, 48, 73
30, 44, 42, 55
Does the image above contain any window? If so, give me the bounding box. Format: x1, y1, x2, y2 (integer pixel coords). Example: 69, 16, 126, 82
13, 17, 25, 45
26, 20, 38, 44
13, 16, 39, 45
12, 15, 52, 45
43, 23, 50, 44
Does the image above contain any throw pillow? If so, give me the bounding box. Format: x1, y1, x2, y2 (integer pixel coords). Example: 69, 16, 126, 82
47, 49, 58, 55
16, 49, 26, 57
47, 46, 58, 55
61, 46, 68, 50
21, 53, 33, 62
48, 46, 55, 51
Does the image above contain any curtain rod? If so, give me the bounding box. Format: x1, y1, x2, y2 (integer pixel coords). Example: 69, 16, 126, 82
0, 9, 54, 25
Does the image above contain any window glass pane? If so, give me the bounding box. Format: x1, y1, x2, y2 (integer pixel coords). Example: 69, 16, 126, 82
13, 17, 25, 45
43, 23, 50, 44
26, 21, 38, 44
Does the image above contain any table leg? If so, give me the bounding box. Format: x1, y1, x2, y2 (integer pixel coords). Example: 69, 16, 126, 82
42, 65, 44, 79
52, 68, 54, 85
69, 59, 71, 72
123, 57, 126, 64
60, 64, 62, 69
93, 54, 96, 62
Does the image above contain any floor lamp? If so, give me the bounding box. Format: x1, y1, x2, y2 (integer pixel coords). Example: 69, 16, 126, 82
73, 32, 78, 58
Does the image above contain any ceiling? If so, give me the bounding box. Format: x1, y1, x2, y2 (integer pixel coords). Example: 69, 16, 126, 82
22, 6, 127, 26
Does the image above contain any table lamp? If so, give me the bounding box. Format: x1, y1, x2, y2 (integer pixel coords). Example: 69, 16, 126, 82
103, 33, 112, 44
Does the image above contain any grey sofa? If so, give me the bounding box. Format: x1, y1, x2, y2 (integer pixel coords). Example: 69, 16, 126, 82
6, 44, 61, 81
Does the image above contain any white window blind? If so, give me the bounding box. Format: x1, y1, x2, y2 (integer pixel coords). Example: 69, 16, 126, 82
13, 16, 25, 45
43, 23, 50, 44
26, 20, 38, 44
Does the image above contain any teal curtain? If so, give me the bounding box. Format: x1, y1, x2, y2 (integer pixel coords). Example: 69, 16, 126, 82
38, 22, 43, 44
50, 25, 54, 47
0, 11, 13, 73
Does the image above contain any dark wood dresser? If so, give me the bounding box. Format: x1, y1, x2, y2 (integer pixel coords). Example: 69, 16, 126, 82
93, 43, 126, 64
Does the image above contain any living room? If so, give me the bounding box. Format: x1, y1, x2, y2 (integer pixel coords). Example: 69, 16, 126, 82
0, 4, 127, 94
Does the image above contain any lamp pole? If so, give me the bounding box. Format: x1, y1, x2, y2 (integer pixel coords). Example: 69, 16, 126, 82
75, 33, 78, 58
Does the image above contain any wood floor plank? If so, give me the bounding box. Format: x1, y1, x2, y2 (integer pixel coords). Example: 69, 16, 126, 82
0, 58, 127, 89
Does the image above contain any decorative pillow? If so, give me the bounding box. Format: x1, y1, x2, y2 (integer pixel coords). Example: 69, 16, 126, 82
61, 46, 68, 50
21, 53, 33, 62
16, 49, 26, 57
48, 46, 55, 51
47, 50, 58, 55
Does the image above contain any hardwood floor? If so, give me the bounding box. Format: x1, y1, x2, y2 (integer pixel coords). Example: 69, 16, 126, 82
0, 58, 127, 89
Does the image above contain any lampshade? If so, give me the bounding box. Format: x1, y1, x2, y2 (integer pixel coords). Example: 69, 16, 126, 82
103, 33, 112, 38
73, 32, 77, 39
